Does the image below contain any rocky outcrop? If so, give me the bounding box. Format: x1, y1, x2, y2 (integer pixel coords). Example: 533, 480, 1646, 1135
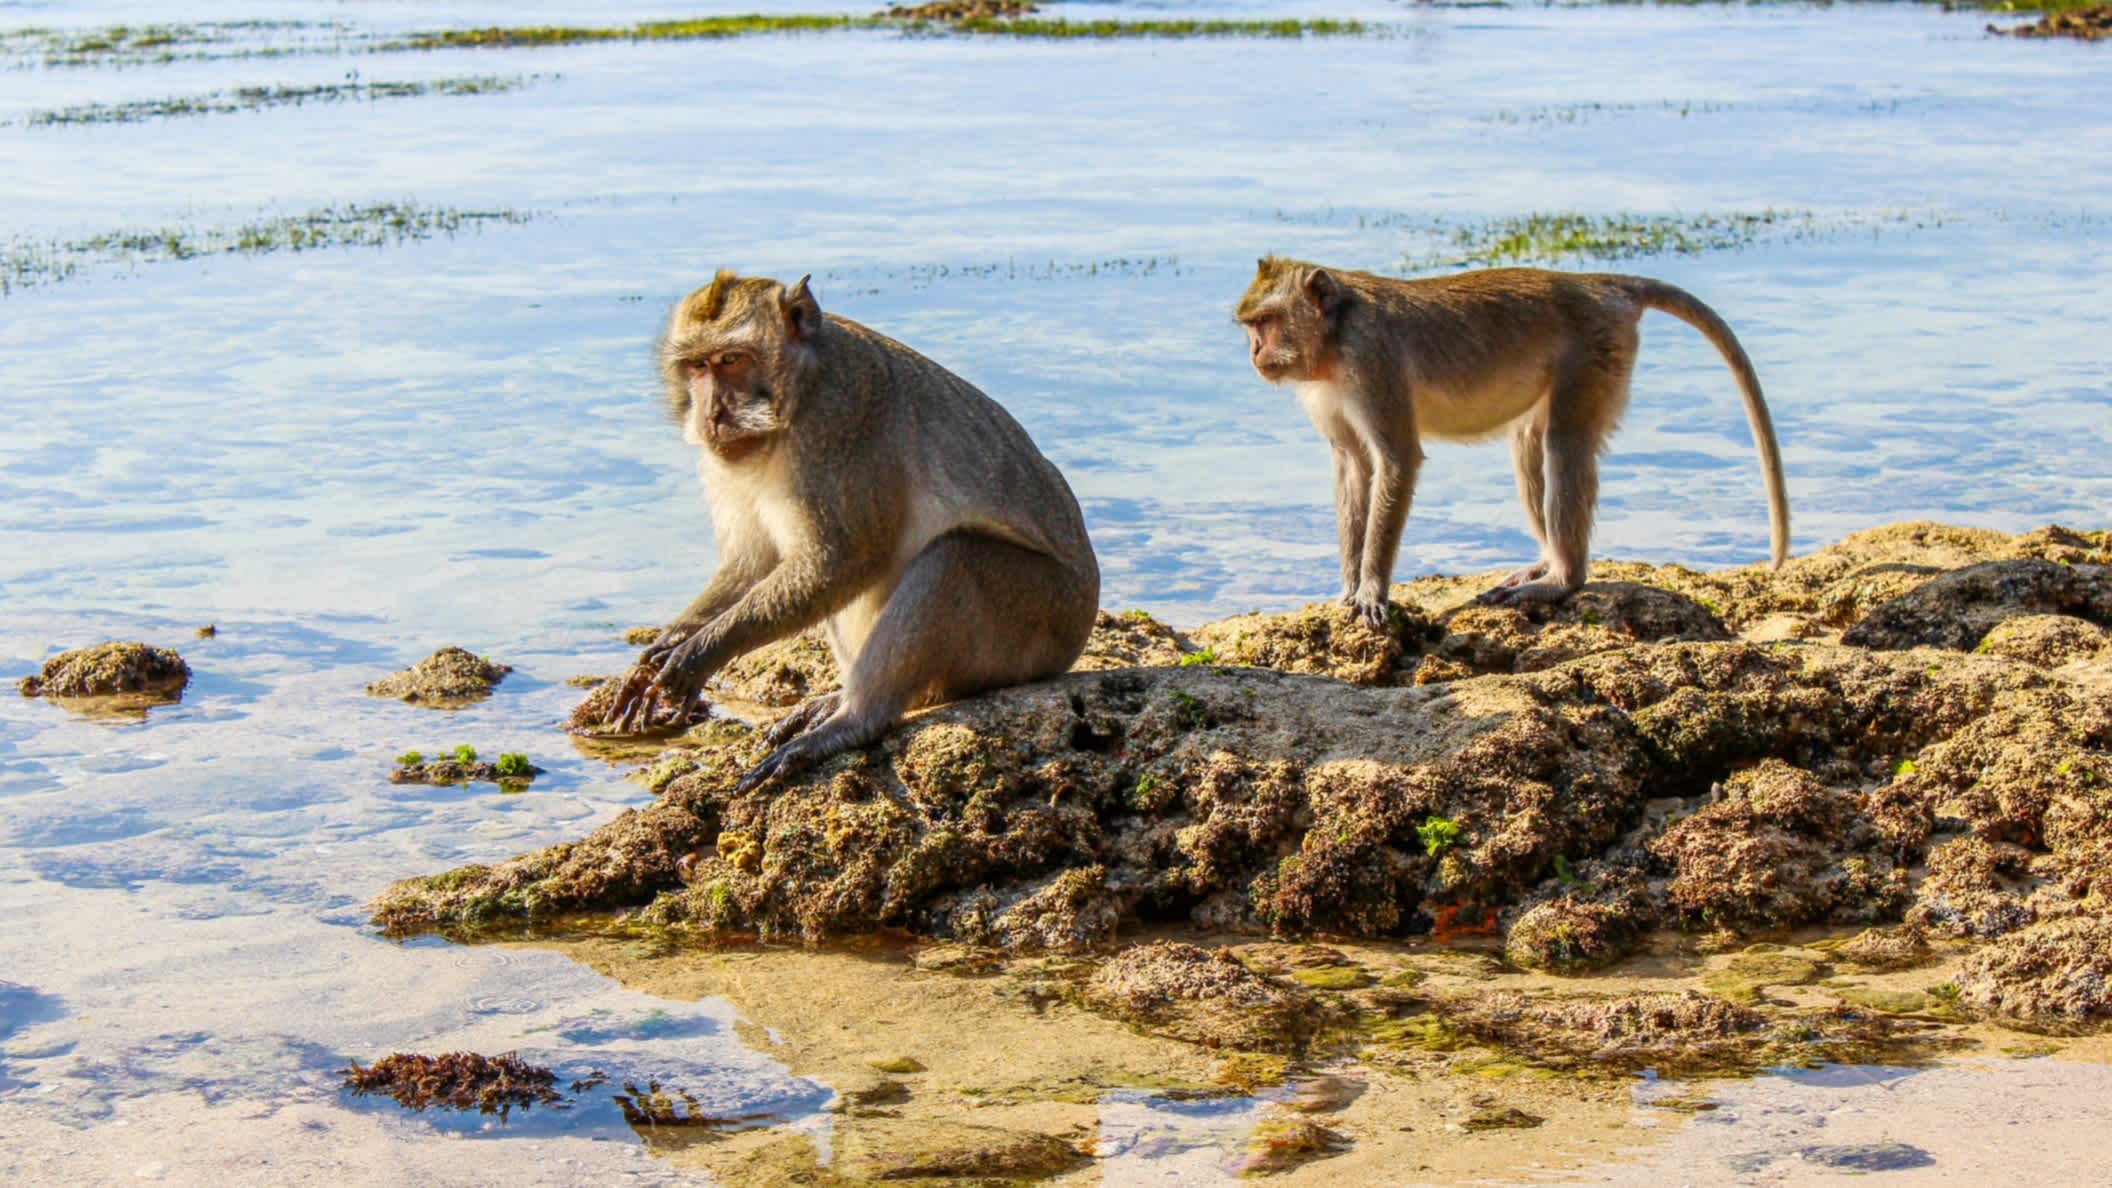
375, 523, 2112, 1032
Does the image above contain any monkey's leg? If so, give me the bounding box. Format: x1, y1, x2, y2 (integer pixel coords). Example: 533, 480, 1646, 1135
1347, 439, 1423, 630
1493, 420, 1552, 591
736, 532, 1095, 793
1484, 362, 1629, 606
1332, 446, 1372, 607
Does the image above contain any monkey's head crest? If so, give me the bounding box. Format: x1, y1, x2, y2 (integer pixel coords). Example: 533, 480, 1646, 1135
1234, 256, 1345, 384
661, 270, 826, 460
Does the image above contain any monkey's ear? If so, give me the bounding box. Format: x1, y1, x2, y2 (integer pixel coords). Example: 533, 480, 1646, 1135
781, 274, 822, 342
1303, 267, 1346, 317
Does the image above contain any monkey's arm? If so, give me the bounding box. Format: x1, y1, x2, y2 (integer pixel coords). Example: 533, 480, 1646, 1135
1352, 399, 1423, 629
1332, 447, 1372, 606
653, 548, 773, 647
647, 547, 879, 707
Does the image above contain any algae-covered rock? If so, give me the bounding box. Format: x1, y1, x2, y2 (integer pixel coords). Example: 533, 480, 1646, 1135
1442, 990, 1772, 1073
379, 523, 2112, 1033
712, 627, 838, 707
1973, 615, 2112, 669
1073, 609, 1189, 670
1188, 599, 1431, 685
1651, 761, 1908, 931
1504, 864, 1656, 973
1843, 560, 2112, 653
1079, 941, 1327, 1052
366, 646, 511, 707
16, 641, 189, 702
1954, 916, 2112, 1029
834, 1118, 1081, 1181
1992, 4, 2112, 41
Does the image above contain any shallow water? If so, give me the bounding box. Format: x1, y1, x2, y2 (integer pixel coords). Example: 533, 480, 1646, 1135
2, 1, 2109, 1183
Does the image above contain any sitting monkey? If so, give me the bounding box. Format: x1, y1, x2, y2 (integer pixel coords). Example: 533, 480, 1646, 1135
605, 271, 1100, 791
1235, 259, 1789, 620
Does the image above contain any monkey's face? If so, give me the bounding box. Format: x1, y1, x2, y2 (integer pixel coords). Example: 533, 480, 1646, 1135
662, 271, 825, 461
1240, 308, 1306, 382
678, 345, 785, 459
1234, 258, 1342, 384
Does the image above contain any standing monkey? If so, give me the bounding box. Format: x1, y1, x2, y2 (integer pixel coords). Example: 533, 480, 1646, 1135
604, 270, 1100, 791
1233, 259, 1789, 621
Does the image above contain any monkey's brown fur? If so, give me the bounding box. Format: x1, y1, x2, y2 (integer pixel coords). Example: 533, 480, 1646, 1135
606, 270, 1100, 791
1235, 259, 1789, 620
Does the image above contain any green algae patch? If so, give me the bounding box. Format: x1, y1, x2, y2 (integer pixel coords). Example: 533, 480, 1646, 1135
3, 19, 339, 67
387, 13, 1370, 51
1411, 208, 1938, 271
946, 16, 1368, 37
3, 202, 531, 296
23, 76, 537, 128
390, 15, 872, 51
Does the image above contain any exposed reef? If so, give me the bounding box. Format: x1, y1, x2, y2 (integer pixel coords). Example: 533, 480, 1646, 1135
376, 523, 2112, 1033
15, 641, 190, 707
1991, 5, 2112, 41
366, 646, 512, 707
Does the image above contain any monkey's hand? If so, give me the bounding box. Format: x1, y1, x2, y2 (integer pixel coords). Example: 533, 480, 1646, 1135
603, 655, 668, 733
605, 633, 704, 733
630, 635, 716, 729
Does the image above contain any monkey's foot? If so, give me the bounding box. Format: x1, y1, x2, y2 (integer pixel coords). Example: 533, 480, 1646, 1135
1492, 561, 1551, 591
734, 736, 826, 795
764, 693, 840, 748
1476, 575, 1580, 606
1343, 591, 1392, 630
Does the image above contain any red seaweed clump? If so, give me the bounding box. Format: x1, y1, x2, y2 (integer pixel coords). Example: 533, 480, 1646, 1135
342, 1051, 563, 1118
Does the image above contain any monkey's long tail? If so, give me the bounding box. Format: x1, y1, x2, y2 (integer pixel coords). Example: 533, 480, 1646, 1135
1629, 279, 1791, 568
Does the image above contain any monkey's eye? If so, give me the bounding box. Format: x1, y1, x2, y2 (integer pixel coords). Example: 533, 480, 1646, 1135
715, 351, 749, 369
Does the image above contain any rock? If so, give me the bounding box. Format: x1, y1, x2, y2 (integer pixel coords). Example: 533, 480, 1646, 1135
1992, 4, 2112, 41
16, 641, 188, 702
374, 523, 2112, 1033
1462, 1105, 1544, 1131
1975, 615, 2112, 669
1189, 600, 1430, 685
366, 646, 510, 707
1504, 864, 1656, 973
1832, 925, 1933, 972
1651, 761, 1909, 931
1955, 916, 2112, 1029
1798, 1143, 1935, 1172
389, 758, 540, 787
1444, 990, 1768, 1073
712, 627, 837, 707
1073, 609, 1189, 670
1079, 941, 1327, 1052
835, 1119, 1079, 1181
1842, 560, 2112, 653
1236, 1116, 1348, 1174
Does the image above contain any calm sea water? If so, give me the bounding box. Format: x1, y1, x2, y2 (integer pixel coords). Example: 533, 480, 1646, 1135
1, 1, 2107, 1181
